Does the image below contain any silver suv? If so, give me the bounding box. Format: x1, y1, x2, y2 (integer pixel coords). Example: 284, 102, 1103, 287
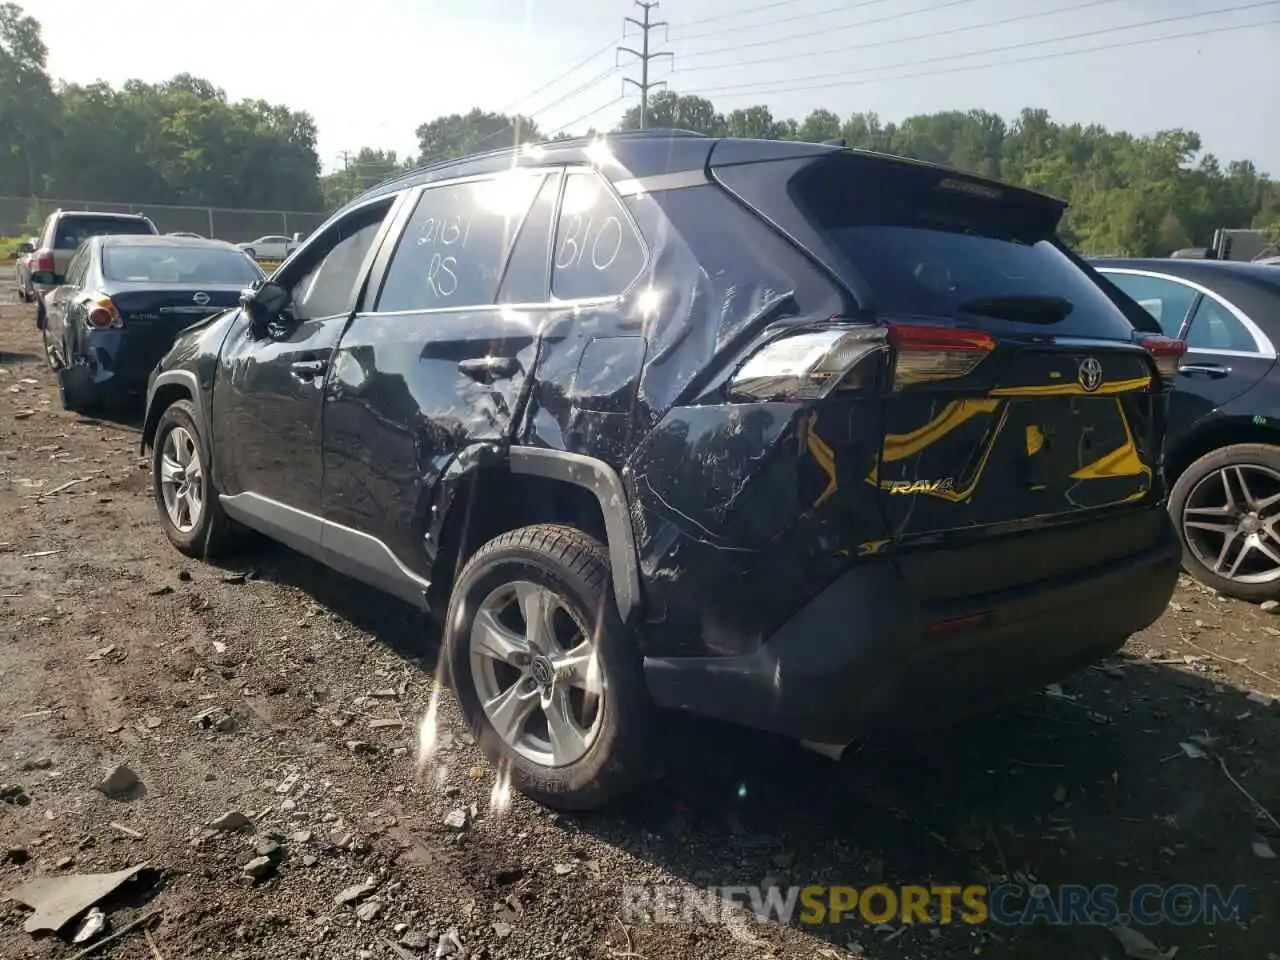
29, 210, 158, 323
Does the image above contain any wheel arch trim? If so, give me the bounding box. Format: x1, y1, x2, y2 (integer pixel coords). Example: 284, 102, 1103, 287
507, 447, 642, 623
142, 370, 203, 454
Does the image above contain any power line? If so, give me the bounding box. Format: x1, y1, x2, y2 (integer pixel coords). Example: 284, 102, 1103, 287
673, 0, 968, 44
673, 0, 1134, 73
692, 15, 1277, 101
679, 0, 812, 30
691, 1, 1279, 96
498, 36, 618, 114
472, 65, 622, 151
555, 95, 628, 136
526, 65, 621, 118
618, 1, 674, 128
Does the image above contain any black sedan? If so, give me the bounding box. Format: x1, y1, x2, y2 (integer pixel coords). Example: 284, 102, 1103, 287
35, 235, 263, 412
1095, 258, 1280, 600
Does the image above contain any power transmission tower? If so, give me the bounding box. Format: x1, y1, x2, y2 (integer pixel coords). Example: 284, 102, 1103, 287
617, 1, 673, 129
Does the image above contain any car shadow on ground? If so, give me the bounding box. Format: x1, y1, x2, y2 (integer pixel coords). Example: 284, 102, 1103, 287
0, 350, 41, 365
79, 400, 146, 431
208, 539, 436, 666
215, 543, 1278, 960
579, 664, 1279, 959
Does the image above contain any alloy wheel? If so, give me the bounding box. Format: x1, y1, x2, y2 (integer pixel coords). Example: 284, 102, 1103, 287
469, 580, 605, 768
158, 426, 205, 534
1182, 463, 1280, 584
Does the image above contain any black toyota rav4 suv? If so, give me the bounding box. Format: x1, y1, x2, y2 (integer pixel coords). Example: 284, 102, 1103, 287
142, 131, 1184, 809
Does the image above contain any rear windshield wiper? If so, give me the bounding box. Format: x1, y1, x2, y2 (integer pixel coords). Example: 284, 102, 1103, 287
958, 294, 1074, 324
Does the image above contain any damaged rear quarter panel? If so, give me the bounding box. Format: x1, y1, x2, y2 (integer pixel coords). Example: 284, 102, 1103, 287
520, 176, 886, 658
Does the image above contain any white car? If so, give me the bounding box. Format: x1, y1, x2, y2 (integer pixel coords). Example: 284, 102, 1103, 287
237, 235, 296, 260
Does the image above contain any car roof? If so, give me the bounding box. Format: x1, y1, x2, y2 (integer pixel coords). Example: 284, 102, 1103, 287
53, 210, 153, 221
1094, 257, 1280, 290
1093, 257, 1280, 332
341, 128, 1056, 213
95, 235, 240, 250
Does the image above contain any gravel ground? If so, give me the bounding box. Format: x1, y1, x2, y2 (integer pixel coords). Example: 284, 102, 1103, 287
1, 289, 1278, 960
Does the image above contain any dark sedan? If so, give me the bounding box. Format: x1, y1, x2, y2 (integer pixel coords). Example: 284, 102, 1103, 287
1095, 258, 1280, 601
35, 235, 263, 412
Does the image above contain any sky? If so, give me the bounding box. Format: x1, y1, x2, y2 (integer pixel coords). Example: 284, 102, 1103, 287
26, 0, 1280, 178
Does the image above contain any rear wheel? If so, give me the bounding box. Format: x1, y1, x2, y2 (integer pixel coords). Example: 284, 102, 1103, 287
151, 399, 238, 559
56, 363, 97, 414
444, 524, 654, 810
1170, 443, 1280, 602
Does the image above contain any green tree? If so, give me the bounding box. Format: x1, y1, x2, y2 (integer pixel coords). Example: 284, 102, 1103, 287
797, 108, 842, 143
618, 91, 724, 134
415, 109, 541, 166
0, 2, 57, 195
321, 148, 413, 208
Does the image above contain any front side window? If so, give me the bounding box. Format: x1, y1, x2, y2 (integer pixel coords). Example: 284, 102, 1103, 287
376, 172, 546, 313
1102, 273, 1197, 338
551, 172, 646, 301
287, 202, 393, 321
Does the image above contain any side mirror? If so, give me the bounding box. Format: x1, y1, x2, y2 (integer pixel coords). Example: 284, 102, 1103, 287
241, 281, 290, 336
30, 270, 63, 286
18, 241, 34, 254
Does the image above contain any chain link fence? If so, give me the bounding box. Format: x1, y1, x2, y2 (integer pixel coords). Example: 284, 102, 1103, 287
0, 196, 330, 244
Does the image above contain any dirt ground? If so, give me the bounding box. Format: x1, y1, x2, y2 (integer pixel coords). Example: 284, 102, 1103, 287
1, 289, 1278, 960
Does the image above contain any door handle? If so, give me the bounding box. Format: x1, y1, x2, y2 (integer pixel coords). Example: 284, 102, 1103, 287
457, 356, 518, 381
1178, 363, 1230, 379
290, 359, 327, 380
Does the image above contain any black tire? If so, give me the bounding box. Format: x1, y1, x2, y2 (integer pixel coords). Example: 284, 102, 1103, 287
56, 364, 97, 414
150, 399, 239, 559
444, 524, 654, 810
1169, 442, 1280, 602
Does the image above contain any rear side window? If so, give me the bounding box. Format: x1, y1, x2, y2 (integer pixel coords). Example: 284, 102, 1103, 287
551, 172, 646, 301
793, 155, 1138, 339
1185, 296, 1258, 352
498, 172, 560, 303
53, 216, 154, 249
377, 172, 546, 312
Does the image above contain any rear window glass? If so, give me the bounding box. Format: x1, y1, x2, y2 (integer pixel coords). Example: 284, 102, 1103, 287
54, 217, 154, 249
103, 245, 262, 284
795, 156, 1139, 339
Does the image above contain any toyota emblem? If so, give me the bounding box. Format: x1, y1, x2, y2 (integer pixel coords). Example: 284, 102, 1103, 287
1078, 357, 1103, 393
192, 291, 210, 306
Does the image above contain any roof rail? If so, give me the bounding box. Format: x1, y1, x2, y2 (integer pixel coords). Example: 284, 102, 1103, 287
602, 128, 709, 139
354, 128, 710, 203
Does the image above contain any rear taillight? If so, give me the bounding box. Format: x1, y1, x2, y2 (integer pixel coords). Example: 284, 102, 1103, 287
86, 296, 122, 330
726, 325, 886, 402
35, 248, 54, 275
1134, 333, 1185, 385
887, 322, 995, 389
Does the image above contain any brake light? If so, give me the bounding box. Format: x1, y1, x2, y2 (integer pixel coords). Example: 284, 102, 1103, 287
35, 248, 54, 274
887, 322, 995, 389
726, 325, 886, 402
1135, 334, 1185, 385
86, 296, 122, 329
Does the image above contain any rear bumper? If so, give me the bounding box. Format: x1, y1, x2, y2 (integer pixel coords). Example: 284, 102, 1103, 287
642, 517, 1180, 743
77, 329, 174, 402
